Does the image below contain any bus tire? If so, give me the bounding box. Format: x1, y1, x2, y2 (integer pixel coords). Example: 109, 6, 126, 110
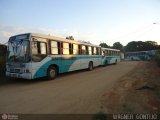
47, 66, 57, 80
88, 62, 93, 71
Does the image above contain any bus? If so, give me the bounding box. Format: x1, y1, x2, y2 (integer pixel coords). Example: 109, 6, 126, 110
125, 50, 156, 61
101, 48, 120, 65
6, 33, 120, 80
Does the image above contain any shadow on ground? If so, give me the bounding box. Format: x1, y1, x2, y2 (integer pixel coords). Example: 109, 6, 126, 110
0, 67, 100, 86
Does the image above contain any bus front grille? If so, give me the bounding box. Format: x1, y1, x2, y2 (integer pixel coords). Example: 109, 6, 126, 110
9, 68, 21, 73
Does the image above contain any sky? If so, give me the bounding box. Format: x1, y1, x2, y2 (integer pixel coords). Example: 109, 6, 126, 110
0, 0, 160, 46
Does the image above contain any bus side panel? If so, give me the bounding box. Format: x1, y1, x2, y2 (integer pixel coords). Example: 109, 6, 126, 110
32, 55, 80, 79
68, 59, 81, 71
102, 56, 120, 65
79, 55, 101, 69
32, 56, 61, 79
32, 55, 103, 79
79, 56, 89, 69
59, 55, 76, 73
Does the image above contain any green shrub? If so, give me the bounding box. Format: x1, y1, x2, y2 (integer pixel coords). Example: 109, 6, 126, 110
0, 45, 7, 77
0, 56, 6, 77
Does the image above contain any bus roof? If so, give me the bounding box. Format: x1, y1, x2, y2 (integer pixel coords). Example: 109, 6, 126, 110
9, 33, 101, 47
101, 47, 120, 52
30, 33, 101, 47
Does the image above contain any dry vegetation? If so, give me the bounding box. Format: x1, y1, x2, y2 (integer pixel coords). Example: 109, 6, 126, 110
101, 61, 160, 113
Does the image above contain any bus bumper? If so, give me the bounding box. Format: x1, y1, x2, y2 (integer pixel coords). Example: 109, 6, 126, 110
6, 72, 32, 80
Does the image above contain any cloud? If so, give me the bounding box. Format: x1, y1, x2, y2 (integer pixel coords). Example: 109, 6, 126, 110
0, 24, 27, 44
0, 24, 101, 45
1, 24, 159, 46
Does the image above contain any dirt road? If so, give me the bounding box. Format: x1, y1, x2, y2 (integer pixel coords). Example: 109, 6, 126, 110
0, 61, 138, 114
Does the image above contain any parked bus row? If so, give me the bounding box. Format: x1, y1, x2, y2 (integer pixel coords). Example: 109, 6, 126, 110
125, 50, 156, 61
6, 33, 120, 80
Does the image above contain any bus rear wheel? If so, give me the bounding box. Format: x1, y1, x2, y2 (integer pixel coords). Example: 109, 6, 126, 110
47, 66, 57, 80
88, 62, 93, 71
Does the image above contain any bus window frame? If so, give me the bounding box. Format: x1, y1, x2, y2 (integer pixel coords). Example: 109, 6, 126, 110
31, 41, 47, 62
62, 42, 70, 55
50, 40, 59, 55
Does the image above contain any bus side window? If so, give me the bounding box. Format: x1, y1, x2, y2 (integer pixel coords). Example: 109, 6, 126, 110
32, 41, 38, 55
63, 43, 69, 55
106, 50, 108, 56
93, 47, 96, 55
102, 50, 105, 56
32, 41, 47, 62
78, 45, 81, 55
96, 47, 100, 55
86, 46, 89, 55
108, 50, 111, 56
40, 42, 47, 55
88, 46, 92, 55
35, 42, 47, 55
91, 47, 94, 55
73, 44, 78, 55
50, 41, 58, 54
100, 48, 102, 55
98, 48, 101, 55
82, 45, 86, 55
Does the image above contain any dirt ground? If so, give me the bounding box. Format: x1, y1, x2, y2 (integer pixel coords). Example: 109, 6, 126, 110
0, 61, 159, 114
101, 61, 160, 113
0, 61, 138, 114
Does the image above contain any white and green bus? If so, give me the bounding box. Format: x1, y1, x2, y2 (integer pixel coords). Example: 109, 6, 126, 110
101, 48, 120, 65
6, 33, 120, 80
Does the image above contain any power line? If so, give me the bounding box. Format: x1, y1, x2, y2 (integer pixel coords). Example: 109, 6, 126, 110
104, 21, 160, 42
132, 25, 154, 41
109, 24, 153, 41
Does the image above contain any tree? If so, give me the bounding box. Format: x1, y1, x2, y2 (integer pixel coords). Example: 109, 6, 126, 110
145, 41, 159, 50
112, 42, 124, 52
99, 43, 110, 48
125, 41, 159, 52
66, 36, 74, 40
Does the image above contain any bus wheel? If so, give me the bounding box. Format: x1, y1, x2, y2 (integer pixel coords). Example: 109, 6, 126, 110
88, 62, 93, 71
47, 66, 57, 80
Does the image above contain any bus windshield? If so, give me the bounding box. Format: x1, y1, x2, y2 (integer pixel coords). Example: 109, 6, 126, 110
7, 40, 30, 62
